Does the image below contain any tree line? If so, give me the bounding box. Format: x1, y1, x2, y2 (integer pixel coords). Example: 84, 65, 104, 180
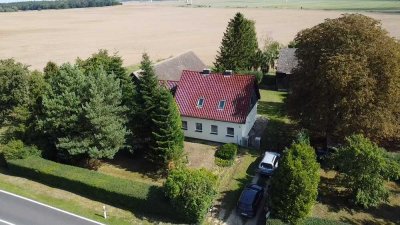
0, 50, 184, 171
0, 0, 121, 12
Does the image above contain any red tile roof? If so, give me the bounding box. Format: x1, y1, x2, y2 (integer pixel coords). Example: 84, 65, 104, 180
175, 70, 259, 124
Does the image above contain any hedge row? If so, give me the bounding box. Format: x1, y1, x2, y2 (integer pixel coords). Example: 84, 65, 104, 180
7, 157, 182, 223
267, 218, 349, 225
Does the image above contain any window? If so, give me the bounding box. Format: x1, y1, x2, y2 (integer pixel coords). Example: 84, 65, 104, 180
182, 121, 187, 130
227, 127, 234, 137
196, 123, 202, 132
197, 98, 204, 108
211, 125, 218, 135
217, 100, 226, 110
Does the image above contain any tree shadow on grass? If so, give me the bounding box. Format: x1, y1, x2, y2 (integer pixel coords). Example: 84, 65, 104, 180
318, 175, 352, 214
101, 150, 164, 181
261, 118, 298, 151
258, 101, 286, 118
319, 174, 400, 225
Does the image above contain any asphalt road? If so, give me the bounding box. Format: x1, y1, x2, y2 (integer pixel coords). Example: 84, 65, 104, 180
0, 190, 105, 225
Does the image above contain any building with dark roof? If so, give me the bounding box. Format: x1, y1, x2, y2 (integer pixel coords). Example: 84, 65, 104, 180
276, 48, 298, 90
133, 51, 206, 82
175, 70, 260, 146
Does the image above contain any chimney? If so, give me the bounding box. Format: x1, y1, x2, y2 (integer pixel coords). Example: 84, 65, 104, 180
223, 70, 233, 77
202, 68, 211, 76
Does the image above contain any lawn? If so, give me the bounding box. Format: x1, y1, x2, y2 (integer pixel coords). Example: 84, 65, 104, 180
186, 0, 400, 11
258, 88, 298, 151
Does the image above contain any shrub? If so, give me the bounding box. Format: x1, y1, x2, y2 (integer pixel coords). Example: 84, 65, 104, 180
164, 168, 218, 224
0, 140, 40, 160
215, 143, 238, 161
7, 157, 181, 223
331, 134, 400, 208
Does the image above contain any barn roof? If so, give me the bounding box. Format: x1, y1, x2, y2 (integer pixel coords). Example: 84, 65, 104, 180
175, 70, 259, 124
276, 48, 298, 74
133, 51, 206, 81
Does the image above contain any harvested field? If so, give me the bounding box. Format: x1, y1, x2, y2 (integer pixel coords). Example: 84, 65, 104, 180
0, 2, 399, 69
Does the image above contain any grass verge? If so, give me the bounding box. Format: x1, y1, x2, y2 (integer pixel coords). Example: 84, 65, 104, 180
0, 168, 149, 225
6, 157, 182, 223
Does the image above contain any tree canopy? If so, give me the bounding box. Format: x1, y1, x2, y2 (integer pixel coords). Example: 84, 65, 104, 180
214, 12, 259, 72
164, 168, 218, 223
270, 137, 320, 224
286, 14, 400, 147
330, 134, 400, 208
0, 59, 30, 126
39, 64, 128, 161
150, 87, 184, 170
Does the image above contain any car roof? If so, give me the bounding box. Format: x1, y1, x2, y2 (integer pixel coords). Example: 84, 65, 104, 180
261, 152, 278, 164
239, 188, 258, 204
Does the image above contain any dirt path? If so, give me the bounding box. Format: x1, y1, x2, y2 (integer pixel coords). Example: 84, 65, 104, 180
1, 2, 399, 69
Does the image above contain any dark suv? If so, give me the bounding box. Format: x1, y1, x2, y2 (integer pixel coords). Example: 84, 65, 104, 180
236, 184, 264, 218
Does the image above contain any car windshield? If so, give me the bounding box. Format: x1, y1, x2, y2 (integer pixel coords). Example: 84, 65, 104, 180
260, 162, 273, 169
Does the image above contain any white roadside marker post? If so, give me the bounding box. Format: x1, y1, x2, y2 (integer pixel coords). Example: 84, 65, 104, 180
103, 205, 107, 219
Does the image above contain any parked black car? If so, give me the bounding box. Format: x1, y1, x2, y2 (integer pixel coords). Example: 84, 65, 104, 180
236, 184, 264, 218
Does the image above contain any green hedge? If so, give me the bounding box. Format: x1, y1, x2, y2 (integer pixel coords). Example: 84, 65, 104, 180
267, 218, 349, 225
7, 157, 182, 223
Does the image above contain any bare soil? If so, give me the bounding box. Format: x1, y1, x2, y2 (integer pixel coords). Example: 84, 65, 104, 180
0, 2, 399, 69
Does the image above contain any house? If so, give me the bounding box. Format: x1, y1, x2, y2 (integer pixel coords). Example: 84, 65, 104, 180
276, 48, 298, 90
174, 69, 260, 146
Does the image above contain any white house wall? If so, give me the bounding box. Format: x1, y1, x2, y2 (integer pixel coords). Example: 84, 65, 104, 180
181, 116, 244, 145
242, 104, 257, 138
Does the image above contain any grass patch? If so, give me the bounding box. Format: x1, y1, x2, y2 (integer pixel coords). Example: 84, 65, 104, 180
258, 89, 298, 151
215, 157, 234, 167
6, 157, 182, 223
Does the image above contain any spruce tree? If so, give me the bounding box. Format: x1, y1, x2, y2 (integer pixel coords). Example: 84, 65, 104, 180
150, 87, 184, 169
76, 50, 137, 150
214, 12, 259, 72
270, 140, 320, 224
135, 53, 160, 151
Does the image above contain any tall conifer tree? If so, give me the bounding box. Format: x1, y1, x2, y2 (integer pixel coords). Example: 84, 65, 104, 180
150, 87, 184, 169
214, 12, 259, 72
135, 53, 161, 151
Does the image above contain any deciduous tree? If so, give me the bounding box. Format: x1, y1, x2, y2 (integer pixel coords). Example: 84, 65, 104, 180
164, 168, 217, 223
330, 134, 400, 208
286, 14, 400, 146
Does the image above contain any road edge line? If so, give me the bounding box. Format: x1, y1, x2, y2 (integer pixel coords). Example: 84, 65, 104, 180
0, 189, 106, 225
0, 218, 16, 225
